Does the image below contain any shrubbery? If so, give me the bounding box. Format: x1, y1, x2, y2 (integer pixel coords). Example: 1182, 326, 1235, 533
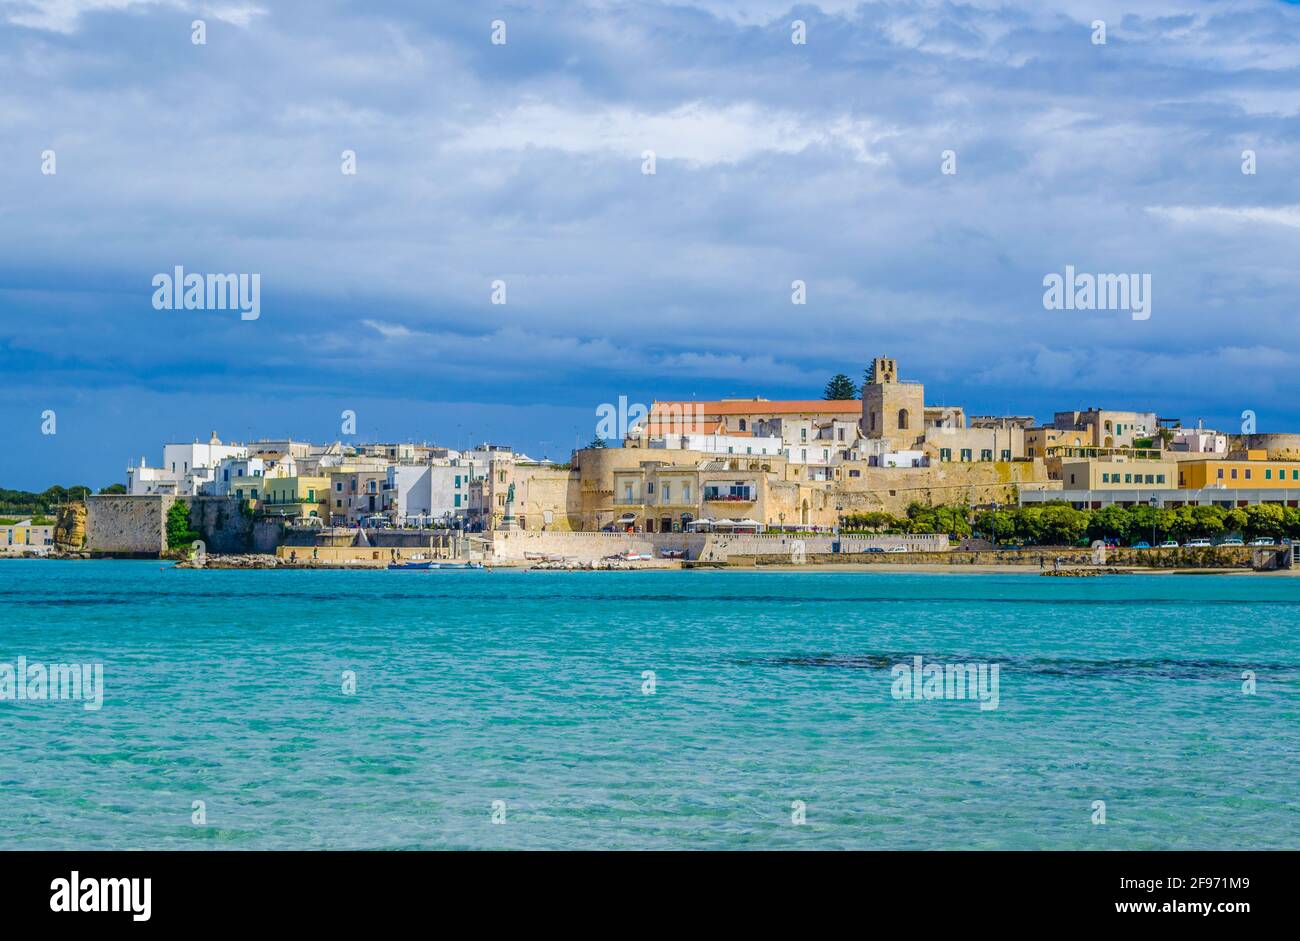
841, 501, 1296, 546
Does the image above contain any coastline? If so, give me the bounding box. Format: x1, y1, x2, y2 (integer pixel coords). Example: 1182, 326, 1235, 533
9, 555, 1289, 576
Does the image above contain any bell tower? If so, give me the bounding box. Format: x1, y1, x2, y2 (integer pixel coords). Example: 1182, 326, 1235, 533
861, 355, 925, 450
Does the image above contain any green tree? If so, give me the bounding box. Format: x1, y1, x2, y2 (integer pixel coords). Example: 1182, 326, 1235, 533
1189, 505, 1226, 538
1037, 505, 1090, 546
823, 373, 858, 400
98, 483, 127, 494
165, 502, 200, 551
1244, 504, 1286, 539
585, 436, 607, 449
1088, 505, 1132, 544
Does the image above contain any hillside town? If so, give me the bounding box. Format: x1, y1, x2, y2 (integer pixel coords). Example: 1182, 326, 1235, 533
9, 356, 1300, 565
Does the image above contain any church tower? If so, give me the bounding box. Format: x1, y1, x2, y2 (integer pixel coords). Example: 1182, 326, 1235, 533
861, 356, 925, 450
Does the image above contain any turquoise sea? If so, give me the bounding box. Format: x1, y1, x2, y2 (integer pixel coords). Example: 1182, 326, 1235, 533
1, 560, 1296, 850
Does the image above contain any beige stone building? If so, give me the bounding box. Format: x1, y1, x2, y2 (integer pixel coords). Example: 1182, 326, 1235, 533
862, 357, 926, 450
1056, 457, 1178, 490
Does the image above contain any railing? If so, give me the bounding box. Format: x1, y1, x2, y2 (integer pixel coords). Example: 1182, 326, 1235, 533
703, 492, 756, 502
612, 497, 643, 505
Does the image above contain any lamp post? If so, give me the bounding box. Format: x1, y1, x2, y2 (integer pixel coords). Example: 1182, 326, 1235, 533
1149, 495, 1159, 548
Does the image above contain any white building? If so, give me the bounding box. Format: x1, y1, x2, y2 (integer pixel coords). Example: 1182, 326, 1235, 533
384, 464, 479, 526
1170, 428, 1228, 453
647, 433, 784, 456
203, 455, 298, 496
127, 433, 247, 495
878, 450, 928, 467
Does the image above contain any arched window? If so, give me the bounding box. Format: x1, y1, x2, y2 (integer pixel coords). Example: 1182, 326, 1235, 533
897, 409, 909, 430
738, 419, 747, 431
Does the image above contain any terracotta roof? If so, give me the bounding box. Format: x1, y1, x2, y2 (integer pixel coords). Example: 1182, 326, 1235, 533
650, 399, 861, 417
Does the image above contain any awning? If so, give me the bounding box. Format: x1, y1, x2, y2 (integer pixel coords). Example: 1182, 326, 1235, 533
617, 514, 637, 523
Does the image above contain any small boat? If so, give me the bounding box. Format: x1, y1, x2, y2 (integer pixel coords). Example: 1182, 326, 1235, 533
388, 560, 485, 571
604, 551, 652, 562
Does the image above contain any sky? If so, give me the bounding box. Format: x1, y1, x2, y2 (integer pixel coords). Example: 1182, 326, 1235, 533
2, 0, 1299, 490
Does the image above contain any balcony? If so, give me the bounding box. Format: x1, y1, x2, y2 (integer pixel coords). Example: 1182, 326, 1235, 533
613, 497, 644, 505
703, 489, 756, 503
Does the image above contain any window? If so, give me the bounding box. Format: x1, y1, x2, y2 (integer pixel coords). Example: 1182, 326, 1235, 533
848, 469, 861, 478
960, 448, 972, 462
837, 428, 845, 441
336, 482, 343, 491
1231, 469, 1238, 479
663, 484, 671, 502
1217, 468, 1224, 479
1266, 469, 1272, 480
1245, 469, 1251, 480
647, 482, 654, 493
252, 489, 258, 500
1101, 473, 1110, 483
939, 448, 952, 462
1293, 470, 1299, 481
1157, 474, 1165, 484
683, 484, 691, 501
738, 419, 747, 432
980, 449, 992, 462
1124, 473, 1132, 483
898, 409, 910, 430
335, 500, 342, 508
454, 475, 461, 487
454, 494, 461, 507
307, 490, 315, 501
1001, 450, 1011, 461
1144, 475, 1154, 484
800, 428, 807, 441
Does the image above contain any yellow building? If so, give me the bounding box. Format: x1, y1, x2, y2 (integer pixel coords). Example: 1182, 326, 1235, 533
1178, 452, 1300, 489
262, 476, 330, 520
1057, 458, 1177, 490
1, 519, 55, 553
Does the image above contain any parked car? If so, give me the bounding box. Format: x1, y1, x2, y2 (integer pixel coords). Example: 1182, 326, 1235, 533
1131, 541, 1151, 549
864, 546, 885, 553
1248, 537, 1276, 546
885, 545, 908, 553
1158, 540, 1179, 549
1221, 536, 1245, 546
1186, 538, 1212, 548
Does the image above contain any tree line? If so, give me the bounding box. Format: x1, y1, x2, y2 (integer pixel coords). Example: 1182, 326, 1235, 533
0, 484, 125, 518
841, 501, 1299, 545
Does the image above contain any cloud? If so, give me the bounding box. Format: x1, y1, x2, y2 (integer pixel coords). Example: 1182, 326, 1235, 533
1147, 205, 1300, 230
4, 0, 1300, 487
448, 100, 894, 166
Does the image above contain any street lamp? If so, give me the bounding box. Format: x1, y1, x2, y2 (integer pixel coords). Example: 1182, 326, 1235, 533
990, 501, 999, 548
1149, 495, 1159, 547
